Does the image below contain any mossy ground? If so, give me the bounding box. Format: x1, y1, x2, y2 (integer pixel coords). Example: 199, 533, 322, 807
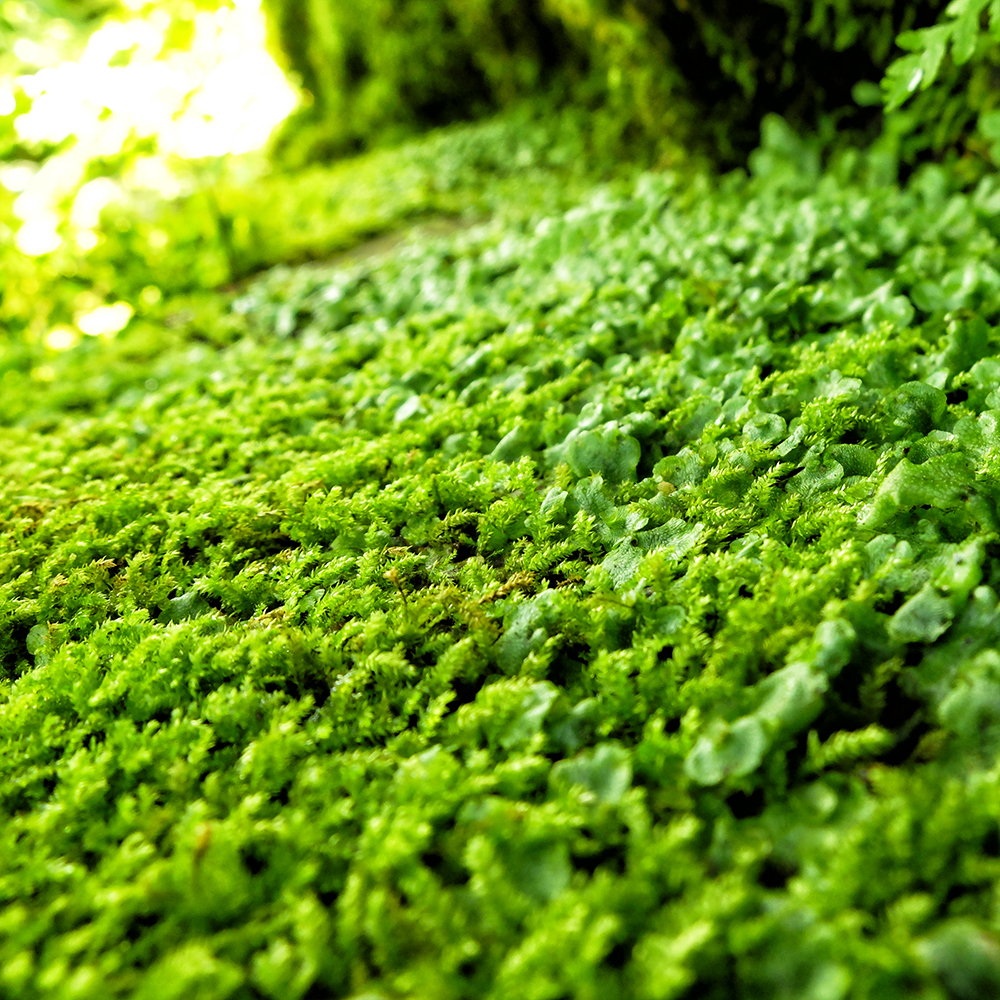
4, 114, 1000, 998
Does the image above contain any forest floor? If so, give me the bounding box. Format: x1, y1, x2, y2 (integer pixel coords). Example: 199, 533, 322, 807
3, 111, 1000, 998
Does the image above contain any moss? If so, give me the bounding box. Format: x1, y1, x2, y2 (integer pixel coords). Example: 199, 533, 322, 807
5, 117, 1000, 997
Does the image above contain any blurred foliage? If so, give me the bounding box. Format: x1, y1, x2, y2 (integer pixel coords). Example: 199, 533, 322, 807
0, 0, 114, 73
1, 0, 995, 369
260, 0, 949, 167
0, 100, 690, 367
878, 0, 1000, 169
86, 102, 674, 299
0, 0, 239, 349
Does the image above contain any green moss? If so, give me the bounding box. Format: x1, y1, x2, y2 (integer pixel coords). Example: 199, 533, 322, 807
5, 117, 1000, 997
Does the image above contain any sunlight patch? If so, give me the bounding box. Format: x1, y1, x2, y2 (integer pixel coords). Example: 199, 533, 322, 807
6, 0, 297, 254
77, 302, 134, 337
45, 326, 79, 351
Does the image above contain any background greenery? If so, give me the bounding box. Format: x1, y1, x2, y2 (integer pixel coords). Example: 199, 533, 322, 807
6, 1, 1000, 997
260, 0, 951, 165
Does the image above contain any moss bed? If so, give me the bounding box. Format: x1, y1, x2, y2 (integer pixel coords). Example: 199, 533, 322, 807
4, 118, 1000, 998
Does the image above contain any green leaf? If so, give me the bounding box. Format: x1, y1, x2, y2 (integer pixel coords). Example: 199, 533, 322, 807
888, 584, 955, 642
917, 25, 953, 86
506, 841, 571, 902
564, 424, 641, 483
755, 661, 829, 731
952, 9, 982, 64
917, 921, 1000, 1000
852, 81, 883, 107
862, 453, 972, 528
684, 716, 768, 786
159, 590, 211, 623
550, 741, 632, 803
500, 682, 559, 748
980, 109, 1000, 140
26, 623, 49, 665
492, 423, 535, 463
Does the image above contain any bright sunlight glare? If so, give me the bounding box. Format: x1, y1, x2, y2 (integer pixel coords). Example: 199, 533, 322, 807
76, 302, 135, 337
5, 0, 297, 256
